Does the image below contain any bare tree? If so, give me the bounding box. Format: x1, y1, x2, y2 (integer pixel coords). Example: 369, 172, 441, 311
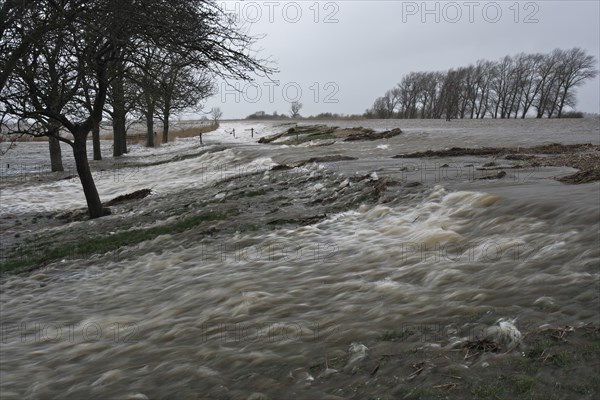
384, 88, 402, 118
554, 48, 598, 118
210, 107, 223, 123
368, 97, 388, 119
474, 60, 495, 118
533, 50, 560, 118
398, 73, 420, 118
106, 59, 138, 156
0, 1, 84, 91
157, 66, 214, 143
1, 0, 276, 218
518, 53, 543, 118
290, 101, 302, 118
416, 72, 441, 118
1, 3, 70, 167
2, 1, 115, 218
129, 46, 163, 148
366, 48, 596, 120
434, 69, 462, 121
8, 30, 72, 170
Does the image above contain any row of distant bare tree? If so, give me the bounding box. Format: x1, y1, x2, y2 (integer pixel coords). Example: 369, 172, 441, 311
365, 48, 598, 120
0, 0, 274, 218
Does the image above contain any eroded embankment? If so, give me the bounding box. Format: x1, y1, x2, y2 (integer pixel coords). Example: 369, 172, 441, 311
0, 156, 414, 274
393, 143, 600, 184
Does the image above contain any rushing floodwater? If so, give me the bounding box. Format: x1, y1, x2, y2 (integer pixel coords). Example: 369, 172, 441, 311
0, 119, 599, 399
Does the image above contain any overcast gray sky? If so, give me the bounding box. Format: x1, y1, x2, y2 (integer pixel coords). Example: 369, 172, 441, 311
204, 0, 600, 119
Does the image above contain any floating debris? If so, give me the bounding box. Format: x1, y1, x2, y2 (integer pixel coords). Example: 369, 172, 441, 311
483, 318, 522, 352
344, 342, 369, 373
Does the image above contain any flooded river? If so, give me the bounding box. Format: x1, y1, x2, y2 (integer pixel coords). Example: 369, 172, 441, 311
1, 118, 599, 399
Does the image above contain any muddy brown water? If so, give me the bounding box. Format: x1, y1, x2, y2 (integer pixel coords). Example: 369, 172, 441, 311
1, 119, 599, 399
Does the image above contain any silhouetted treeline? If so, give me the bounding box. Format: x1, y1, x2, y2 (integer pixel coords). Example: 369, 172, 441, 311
310, 112, 365, 120
365, 48, 598, 119
246, 111, 290, 120
245, 111, 365, 120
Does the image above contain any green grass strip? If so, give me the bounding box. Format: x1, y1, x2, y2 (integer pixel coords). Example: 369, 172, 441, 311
1, 209, 237, 274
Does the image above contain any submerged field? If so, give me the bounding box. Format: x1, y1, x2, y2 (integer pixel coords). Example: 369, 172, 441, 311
1, 118, 599, 399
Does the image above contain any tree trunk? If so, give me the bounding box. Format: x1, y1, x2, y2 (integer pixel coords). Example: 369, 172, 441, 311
73, 131, 103, 219
121, 127, 128, 154
162, 109, 169, 144
92, 121, 102, 160
112, 115, 125, 157
48, 135, 64, 172
557, 89, 568, 118
536, 98, 545, 118
162, 120, 169, 144
521, 103, 530, 118
112, 60, 127, 156
547, 89, 560, 118
146, 103, 155, 147
112, 111, 127, 156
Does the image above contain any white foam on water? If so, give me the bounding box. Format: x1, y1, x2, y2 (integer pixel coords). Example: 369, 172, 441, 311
0, 148, 276, 214
2, 119, 599, 397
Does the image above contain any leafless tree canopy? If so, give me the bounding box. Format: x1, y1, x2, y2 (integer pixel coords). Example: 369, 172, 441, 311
290, 101, 303, 118
365, 48, 598, 119
0, 0, 275, 218
210, 107, 223, 123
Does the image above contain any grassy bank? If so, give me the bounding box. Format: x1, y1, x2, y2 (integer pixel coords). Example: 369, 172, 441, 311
0, 209, 237, 274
